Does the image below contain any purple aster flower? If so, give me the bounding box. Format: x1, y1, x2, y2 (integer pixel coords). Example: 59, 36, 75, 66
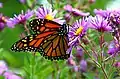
80, 60, 87, 72
94, 9, 120, 20
69, 18, 89, 46
89, 15, 112, 32
0, 14, 8, 31
0, 60, 8, 75
35, 7, 65, 24
7, 10, 33, 28
64, 4, 90, 16
108, 41, 120, 55
0, 2, 2, 8
19, 0, 26, 4
3, 72, 22, 79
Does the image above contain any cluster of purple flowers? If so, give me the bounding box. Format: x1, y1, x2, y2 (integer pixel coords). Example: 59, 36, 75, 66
7, 10, 34, 28
68, 9, 120, 55
65, 8, 120, 70
94, 9, 120, 55
0, 60, 22, 79
0, 5, 66, 31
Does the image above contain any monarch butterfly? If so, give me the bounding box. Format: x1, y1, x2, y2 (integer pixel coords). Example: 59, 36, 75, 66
11, 19, 70, 60
109, 16, 120, 45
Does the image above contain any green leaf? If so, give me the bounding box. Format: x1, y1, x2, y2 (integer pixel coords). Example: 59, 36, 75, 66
0, 25, 24, 50
0, 76, 4, 79
0, 0, 25, 16
83, 72, 95, 79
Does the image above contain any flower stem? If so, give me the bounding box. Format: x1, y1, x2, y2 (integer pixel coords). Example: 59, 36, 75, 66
99, 33, 109, 79
24, 23, 30, 35
79, 43, 101, 68
85, 35, 98, 58
101, 65, 109, 79
108, 59, 115, 77
99, 33, 104, 64
103, 54, 114, 62
53, 61, 60, 79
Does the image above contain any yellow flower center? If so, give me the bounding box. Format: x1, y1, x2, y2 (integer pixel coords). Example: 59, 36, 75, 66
75, 26, 84, 35
45, 14, 54, 20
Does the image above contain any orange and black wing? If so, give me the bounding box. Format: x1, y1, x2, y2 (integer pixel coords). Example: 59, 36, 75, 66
39, 31, 70, 60
11, 19, 70, 60
11, 31, 56, 52
11, 31, 70, 60
29, 19, 61, 34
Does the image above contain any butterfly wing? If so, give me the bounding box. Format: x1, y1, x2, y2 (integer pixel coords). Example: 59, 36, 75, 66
39, 32, 69, 60
11, 31, 69, 60
11, 31, 56, 52
29, 19, 61, 34
11, 19, 70, 60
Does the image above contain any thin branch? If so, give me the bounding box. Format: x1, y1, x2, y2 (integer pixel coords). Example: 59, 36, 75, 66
79, 43, 101, 68
24, 23, 30, 35
101, 65, 109, 79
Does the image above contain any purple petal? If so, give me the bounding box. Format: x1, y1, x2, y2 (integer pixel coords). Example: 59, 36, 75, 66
0, 60, 8, 75
108, 41, 119, 55
80, 60, 87, 72
53, 18, 65, 24
89, 15, 112, 32
72, 8, 90, 16
64, 13, 71, 22
0, 2, 3, 8
64, 4, 72, 12
24, 10, 34, 19
36, 7, 47, 18
3, 72, 22, 79
94, 9, 111, 18
7, 19, 16, 28
52, 10, 57, 17
75, 47, 83, 58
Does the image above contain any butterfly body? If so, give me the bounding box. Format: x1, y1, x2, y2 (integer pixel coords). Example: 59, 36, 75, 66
11, 19, 70, 60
